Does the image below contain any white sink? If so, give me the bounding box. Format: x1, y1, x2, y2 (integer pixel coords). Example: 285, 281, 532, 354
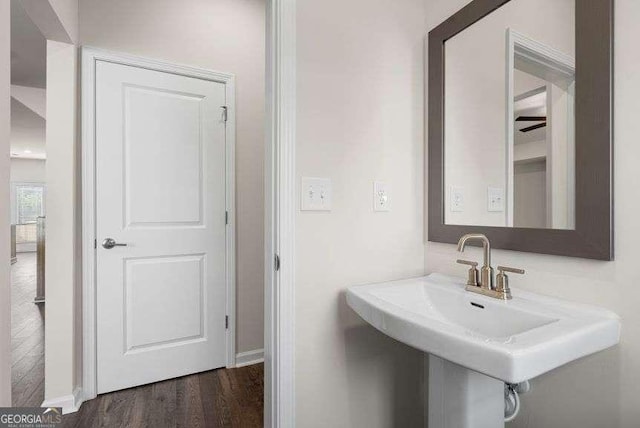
346, 273, 620, 383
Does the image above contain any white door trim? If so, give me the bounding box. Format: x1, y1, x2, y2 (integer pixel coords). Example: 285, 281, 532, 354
264, 0, 296, 426
81, 47, 237, 401
505, 28, 575, 228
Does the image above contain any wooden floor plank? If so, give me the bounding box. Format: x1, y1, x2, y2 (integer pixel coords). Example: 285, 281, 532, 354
143, 378, 177, 427
11, 353, 44, 406
200, 370, 226, 428
11, 252, 45, 408
62, 365, 264, 428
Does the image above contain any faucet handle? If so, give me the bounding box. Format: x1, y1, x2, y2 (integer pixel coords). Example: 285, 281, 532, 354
457, 259, 479, 286
497, 266, 525, 275
495, 266, 524, 300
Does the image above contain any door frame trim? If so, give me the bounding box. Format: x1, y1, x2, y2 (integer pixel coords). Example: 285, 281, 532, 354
80, 47, 237, 400
264, 0, 296, 426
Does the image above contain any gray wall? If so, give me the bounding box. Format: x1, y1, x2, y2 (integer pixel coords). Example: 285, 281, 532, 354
514, 160, 546, 228
10, 158, 45, 183
295, 0, 427, 425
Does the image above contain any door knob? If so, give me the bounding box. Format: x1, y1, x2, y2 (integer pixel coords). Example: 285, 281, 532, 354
102, 238, 127, 249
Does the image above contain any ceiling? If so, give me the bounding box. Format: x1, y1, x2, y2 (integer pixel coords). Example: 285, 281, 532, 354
11, 0, 47, 89
10, 0, 47, 159
514, 91, 547, 145
11, 98, 46, 159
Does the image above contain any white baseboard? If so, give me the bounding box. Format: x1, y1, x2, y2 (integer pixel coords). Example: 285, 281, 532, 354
235, 349, 264, 368
41, 387, 84, 415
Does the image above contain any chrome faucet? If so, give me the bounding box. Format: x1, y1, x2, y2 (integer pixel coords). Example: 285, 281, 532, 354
456, 233, 524, 300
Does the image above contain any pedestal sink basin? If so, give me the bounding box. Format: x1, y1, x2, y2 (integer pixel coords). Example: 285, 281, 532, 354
346, 273, 620, 427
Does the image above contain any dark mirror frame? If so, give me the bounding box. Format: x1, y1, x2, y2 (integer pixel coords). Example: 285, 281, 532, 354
428, 0, 613, 260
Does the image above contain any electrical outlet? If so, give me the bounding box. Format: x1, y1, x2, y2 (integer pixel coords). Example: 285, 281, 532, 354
301, 177, 332, 211
450, 186, 464, 212
373, 182, 390, 212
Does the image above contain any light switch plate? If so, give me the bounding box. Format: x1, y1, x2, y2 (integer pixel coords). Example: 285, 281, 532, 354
301, 177, 332, 211
373, 181, 390, 212
450, 186, 464, 212
487, 187, 505, 212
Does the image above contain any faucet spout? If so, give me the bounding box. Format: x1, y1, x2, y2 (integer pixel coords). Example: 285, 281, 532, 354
457, 233, 491, 267
457, 233, 493, 289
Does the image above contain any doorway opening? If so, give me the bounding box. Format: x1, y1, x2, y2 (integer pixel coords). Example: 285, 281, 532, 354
506, 28, 576, 230
9, 0, 47, 407
81, 48, 238, 396
74, 0, 268, 423
3, 0, 297, 423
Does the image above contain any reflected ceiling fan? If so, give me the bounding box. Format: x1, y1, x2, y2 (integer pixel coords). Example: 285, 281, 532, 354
516, 116, 546, 133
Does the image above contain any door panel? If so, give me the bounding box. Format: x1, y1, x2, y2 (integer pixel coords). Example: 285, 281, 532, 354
124, 254, 205, 352
95, 60, 227, 394
124, 85, 204, 227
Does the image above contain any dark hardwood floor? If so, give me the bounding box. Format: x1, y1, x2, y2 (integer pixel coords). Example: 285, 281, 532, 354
11, 252, 45, 407
62, 364, 264, 428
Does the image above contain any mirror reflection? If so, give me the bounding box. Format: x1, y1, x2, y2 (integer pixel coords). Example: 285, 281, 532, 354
443, 0, 575, 229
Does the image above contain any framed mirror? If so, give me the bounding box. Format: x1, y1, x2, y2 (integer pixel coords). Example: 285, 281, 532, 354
428, 0, 613, 260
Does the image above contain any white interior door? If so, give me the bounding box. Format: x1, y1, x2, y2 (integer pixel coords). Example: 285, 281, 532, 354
95, 60, 228, 394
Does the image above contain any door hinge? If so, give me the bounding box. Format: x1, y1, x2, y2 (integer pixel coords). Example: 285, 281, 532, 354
221, 106, 228, 122
225, 211, 229, 225
274, 254, 280, 272
225, 315, 229, 329
94, 239, 97, 249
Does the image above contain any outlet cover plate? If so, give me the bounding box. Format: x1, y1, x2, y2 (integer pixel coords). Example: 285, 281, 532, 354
373, 181, 390, 212
450, 186, 464, 212
487, 187, 505, 212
